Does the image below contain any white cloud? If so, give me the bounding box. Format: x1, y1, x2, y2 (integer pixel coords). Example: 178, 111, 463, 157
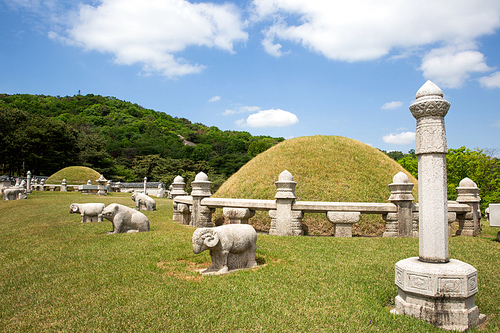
56, 0, 248, 78
420, 46, 492, 88
251, 0, 500, 87
381, 101, 403, 110
479, 71, 500, 89
382, 131, 415, 145
237, 109, 299, 128
208, 96, 221, 102
223, 105, 261, 116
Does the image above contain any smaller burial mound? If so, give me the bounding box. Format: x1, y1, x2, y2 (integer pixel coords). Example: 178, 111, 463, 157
213, 135, 417, 236
46, 166, 102, 185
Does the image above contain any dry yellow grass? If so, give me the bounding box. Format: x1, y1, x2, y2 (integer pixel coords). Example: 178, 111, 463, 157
214, 136, 418, 236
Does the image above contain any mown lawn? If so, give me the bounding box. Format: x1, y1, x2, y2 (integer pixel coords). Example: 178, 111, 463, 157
0, 192, 499, 332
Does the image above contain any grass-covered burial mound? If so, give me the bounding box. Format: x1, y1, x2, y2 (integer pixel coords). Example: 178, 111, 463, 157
46, 166, 101, 185
214, 135, 418, 236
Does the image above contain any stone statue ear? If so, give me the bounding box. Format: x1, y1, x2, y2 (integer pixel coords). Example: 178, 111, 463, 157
204, 230, 219, 247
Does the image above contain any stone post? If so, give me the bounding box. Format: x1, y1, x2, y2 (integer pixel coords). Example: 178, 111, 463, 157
97, 175, 107, 196
143, 177, 147, 195
268, 170, 303, 236
393, 81, 484, 331
223, 207, 255, 224
171, 176, 188, 223
61, 179, 67, 192
177, 203, 191, 225
326, 211, 360, 237
455, 178, 481, 236
40, 178, 45, 191
191, 172, 214, 228
26, 171, 32, 194
385, 172, 415, 237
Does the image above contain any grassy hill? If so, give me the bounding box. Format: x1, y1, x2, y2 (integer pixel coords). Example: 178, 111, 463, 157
214, 136, 418, 236
45, 166, 101, 185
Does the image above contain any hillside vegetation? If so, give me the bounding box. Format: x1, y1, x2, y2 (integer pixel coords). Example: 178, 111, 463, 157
45, 166, 101, 185
0, 93, 283, 188
214, 136, 418, 236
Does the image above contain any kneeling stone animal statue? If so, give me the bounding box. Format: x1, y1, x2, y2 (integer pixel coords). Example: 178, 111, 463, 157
131, 192, 156, 211
102, 203, 150, 234
192, 224, 258, 275
69, 203, 106, 222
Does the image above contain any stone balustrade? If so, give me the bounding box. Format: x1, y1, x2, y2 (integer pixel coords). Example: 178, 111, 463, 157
172, 170, 481, 239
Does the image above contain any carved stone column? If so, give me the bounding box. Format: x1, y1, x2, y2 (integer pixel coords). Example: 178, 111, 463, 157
455, 178, 481, 236
393, 81, 484, 331
223, 207, 255, 224
387, 172, 415, 238
61, 179, 67, 192
26, 171, 32, 194
191, 172, 214, 228
268, 170, 303, 236
171, 176, 188, 223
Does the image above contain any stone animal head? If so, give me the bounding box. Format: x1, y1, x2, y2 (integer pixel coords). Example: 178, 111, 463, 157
131, 193, 137, 201
101, 203, 118, 219
69, 203, 79, 214
192, 228, 220, 254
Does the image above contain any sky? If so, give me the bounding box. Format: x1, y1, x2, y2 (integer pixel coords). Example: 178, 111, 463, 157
1, 0, 500, 154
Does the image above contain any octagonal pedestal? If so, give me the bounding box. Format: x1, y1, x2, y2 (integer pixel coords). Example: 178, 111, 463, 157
393, 257, 485, 331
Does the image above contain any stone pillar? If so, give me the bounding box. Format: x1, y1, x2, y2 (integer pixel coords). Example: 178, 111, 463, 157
143, 177, 147, 195
268, 170, 303, 236
191, 172, 214, 228
40, 179, 45, 191
326, 211, 360, 237
157, 183, 165, 198
177, 203, 191, 225
393, 81, 484, 331
26, 171, 32, 194
171, 176, 188, 223
455, 178, 481, 236
97, 175, 107, 196
61, 179, 67, 192
223, 207, 255, 224
387, 172, 415, 237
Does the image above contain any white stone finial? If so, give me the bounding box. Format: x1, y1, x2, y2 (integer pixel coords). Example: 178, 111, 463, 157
392, 172, 410, 184
194, 172, 209, 182
279, 170, 294, 182
415, 80, 444, 99
173, 175, 184, 183
458, 177, 477, 188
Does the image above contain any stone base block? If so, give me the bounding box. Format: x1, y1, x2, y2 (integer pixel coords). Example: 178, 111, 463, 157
393, 257, 485, 331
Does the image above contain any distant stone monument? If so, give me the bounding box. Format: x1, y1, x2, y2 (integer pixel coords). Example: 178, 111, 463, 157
157, 183, 165, 198
392, 81, 485, 331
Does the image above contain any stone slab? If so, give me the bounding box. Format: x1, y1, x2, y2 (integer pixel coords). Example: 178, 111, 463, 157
489, 204, 500, 227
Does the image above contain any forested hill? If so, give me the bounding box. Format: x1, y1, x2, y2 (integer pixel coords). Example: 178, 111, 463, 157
0, 93, 284, 189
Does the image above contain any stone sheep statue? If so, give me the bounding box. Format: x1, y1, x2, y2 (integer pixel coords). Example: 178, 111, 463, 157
101, 203, 149, 234
192, 224, 258, 275
69, 203, 106, 223
131, 192, 156, 211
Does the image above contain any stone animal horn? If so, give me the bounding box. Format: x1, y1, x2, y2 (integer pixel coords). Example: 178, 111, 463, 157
203, 230, 219, 248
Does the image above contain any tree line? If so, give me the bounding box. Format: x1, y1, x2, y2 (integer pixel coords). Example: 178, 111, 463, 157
383, 148, 500, 213
0, 93, 283, 190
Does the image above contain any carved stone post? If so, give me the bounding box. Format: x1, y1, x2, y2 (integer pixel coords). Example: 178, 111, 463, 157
61, 179, 67, 192
143, 177, 147, 195
97, 175, 107, 196
171, 176, 188, 223
177, 203, 191, 225
393, 81, 484, 331
386, 172, 415, 237
326, 211, 360, 237
26, 171, 32, 194
40, 178, 45, 192
191, 172, 214, 228
455, 178, 481, 236
268, 170, 303, 236
223, 207, 255, 224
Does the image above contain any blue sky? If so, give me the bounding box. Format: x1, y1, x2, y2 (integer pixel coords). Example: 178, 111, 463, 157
1, 0, 500, 154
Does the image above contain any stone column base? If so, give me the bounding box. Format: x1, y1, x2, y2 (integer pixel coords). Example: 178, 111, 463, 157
393, 257, 485, 331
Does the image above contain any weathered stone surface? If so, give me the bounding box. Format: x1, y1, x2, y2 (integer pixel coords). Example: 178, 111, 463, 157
191, 172, 214, 228
192, 224, 257, 275
489, 204, 500, 227
394, 257, 485, 332
223, 207, 255, 224
388, 172, 415, 238
456, 178, 481, 236
69, 203, 106, 222
102, 203, 150, 234
131, 192, 156, 211
326, 211, 360, 237
157, 183, 165, 198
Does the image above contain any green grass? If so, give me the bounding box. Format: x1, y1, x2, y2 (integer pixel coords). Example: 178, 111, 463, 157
1, 192, 499, 332
45, 166, 101, 185
214, 136, 418, 236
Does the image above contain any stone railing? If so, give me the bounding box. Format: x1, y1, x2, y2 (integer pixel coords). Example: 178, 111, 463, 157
172, 170, 482, 238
